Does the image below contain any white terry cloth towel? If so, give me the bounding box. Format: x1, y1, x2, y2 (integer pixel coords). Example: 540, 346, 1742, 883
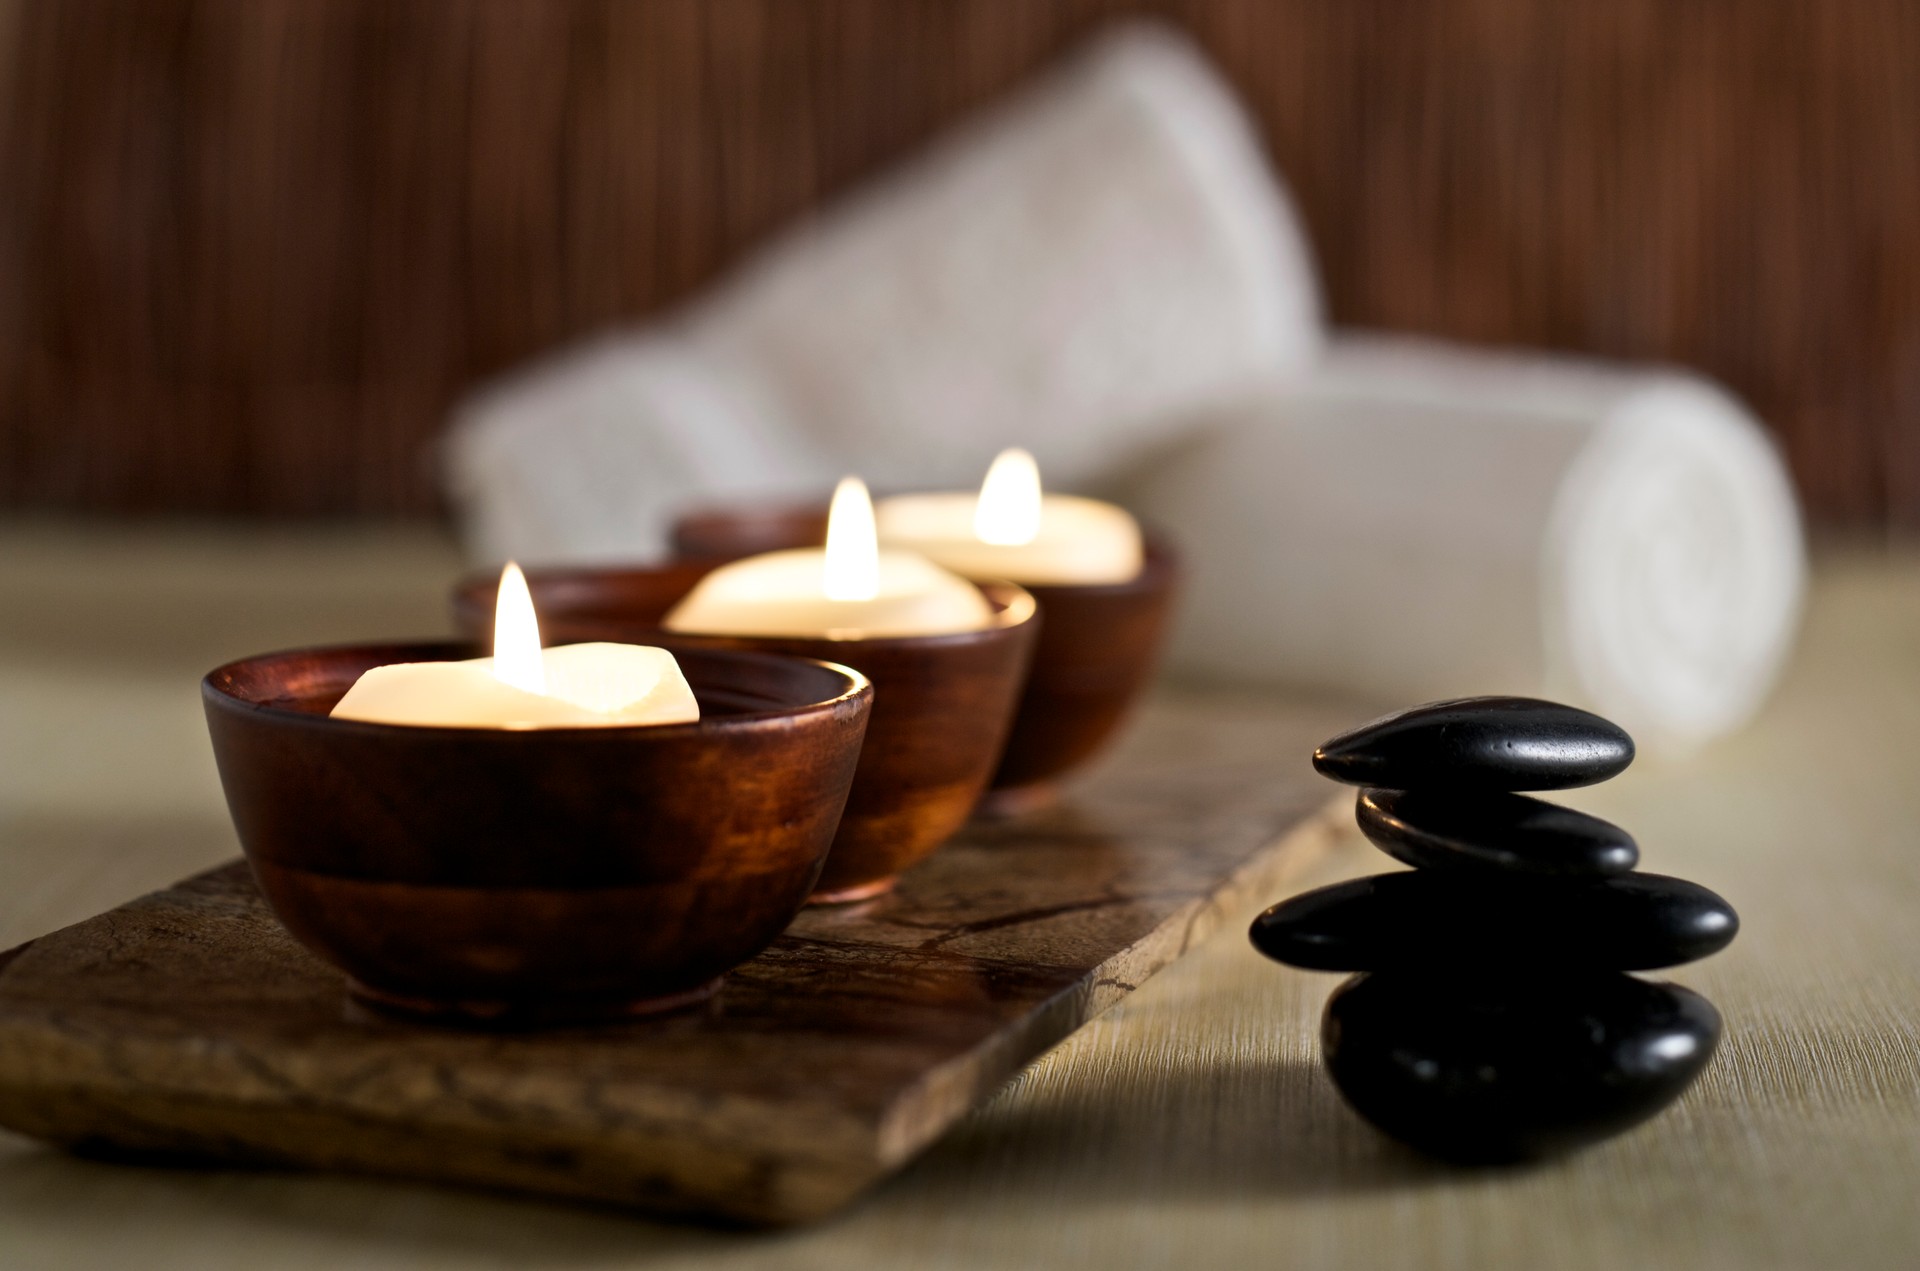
1125, 335, 1807, 750
443, 21, 1323, 564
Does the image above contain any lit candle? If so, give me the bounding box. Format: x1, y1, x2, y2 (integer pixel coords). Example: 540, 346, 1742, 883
875, 449, 1144, 585
664, 477, 994, 638
331, 563, 700, 728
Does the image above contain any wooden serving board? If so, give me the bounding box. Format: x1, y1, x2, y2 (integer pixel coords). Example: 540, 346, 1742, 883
0, 694, 1352, 1225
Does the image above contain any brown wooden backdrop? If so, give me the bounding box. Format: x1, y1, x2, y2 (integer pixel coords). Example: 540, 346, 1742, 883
3, 0, 1917, 530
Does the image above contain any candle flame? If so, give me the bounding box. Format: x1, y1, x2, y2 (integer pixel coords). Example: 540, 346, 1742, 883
974, 448, 1042, 546
493, 561, 547, 695
823, 475, 881, 601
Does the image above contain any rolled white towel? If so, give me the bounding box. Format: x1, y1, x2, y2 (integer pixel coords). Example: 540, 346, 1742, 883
444, 335, 834, 565
1125, 335, 1807, 750
686, 21, 1321, 494
443, 21, 1322, 562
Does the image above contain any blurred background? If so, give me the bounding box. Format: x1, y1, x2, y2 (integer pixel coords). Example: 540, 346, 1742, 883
3, 6, 1920, 1264
6, 0, 1915, 867
2, 0, 1915, 531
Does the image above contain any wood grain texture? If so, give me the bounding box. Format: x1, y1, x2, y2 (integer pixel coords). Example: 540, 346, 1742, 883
658, 509, 1185, 803
457, 570, 1045, 902
203, 641, 873, 1019
0, 524, 1918, 1266
0, 697, 1347, 1224
3, 1, 1918, 528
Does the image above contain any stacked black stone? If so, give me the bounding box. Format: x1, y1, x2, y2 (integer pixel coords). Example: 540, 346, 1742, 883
1250, 697, 1738, 1164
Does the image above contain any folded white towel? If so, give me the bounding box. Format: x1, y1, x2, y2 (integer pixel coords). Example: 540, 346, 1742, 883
443, 22, 1322, 563
1124, 335, 1806, 749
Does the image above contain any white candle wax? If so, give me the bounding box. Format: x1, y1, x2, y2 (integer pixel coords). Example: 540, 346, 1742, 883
875, 449, 1143, 585
664, 476, 994, 639
330, 562, 699, 729
663, 548, 994, 639
331, 643, 700, 729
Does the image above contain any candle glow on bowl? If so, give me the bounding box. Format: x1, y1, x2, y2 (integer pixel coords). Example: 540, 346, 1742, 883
664, 477, 995, 638
333, 563, 699, 729
661, 455, 1180, 816
204, 642, 871, 1026
456, 483, 1040, 904
875, 449, 1144, 585
654, 475, 1034, 899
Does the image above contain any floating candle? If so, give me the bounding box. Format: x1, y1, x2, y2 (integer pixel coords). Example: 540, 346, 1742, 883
664, 477, 994, 638
875, 449, 1144, 585
331, 563, 699, 728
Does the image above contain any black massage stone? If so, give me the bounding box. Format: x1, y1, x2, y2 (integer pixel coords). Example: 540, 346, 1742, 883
1312, 697, 1635, 792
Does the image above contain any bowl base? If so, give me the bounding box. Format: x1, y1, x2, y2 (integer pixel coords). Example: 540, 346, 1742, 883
346, 977, 722, 1030
806, 876, 898, 906
973, 781, 1061, 820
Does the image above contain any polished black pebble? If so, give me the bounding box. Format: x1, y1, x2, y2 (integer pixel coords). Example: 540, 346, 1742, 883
1249, 871, 1737, 971
1313, 697, 1635, 791
1322, 970, 1722, 1162
1357, 788, 1638, 876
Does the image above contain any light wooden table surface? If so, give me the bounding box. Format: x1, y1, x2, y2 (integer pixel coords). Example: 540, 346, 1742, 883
1, 522, 1916, 1271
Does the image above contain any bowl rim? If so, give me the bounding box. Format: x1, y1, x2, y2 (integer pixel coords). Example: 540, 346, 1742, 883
467, 537, 1177, 608
655, 578, 1039, 651
660, 501, 1180, 585
202, 639, 872, 741
457, 572, 1042, 652
451, 557, 716, 597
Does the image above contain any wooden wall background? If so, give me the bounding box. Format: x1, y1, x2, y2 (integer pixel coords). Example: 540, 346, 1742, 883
2, 0, 1917, 530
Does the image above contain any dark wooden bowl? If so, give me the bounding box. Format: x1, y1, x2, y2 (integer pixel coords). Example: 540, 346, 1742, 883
452, 571, 1040, 902
202, 642, 871, 1025
669, 503, 830, 562
661, 505, 1182, 810
451, 565, 716, 651
978, 539, 1180, 811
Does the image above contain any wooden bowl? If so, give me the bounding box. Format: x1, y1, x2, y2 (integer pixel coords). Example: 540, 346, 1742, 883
662, 505, 1182, 810
670, 503, 830, 562
979, 539, 1180, 812
450, 566, 715, 649
202, 642, 871, 1025
452, 570, 1040, 902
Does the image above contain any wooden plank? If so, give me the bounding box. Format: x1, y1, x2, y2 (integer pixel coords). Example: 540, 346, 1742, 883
0, 694, 1350, 1225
